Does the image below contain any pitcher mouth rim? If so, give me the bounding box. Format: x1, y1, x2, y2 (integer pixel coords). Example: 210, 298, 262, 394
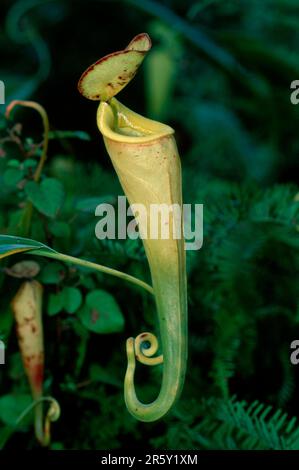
97, 98, 174, 144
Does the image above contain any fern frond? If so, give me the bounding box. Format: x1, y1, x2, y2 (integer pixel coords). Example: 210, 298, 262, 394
196, 396, 299, 450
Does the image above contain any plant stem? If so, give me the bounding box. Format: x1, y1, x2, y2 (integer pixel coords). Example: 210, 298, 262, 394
6, 100, 50, 237
31, 250, 154, 295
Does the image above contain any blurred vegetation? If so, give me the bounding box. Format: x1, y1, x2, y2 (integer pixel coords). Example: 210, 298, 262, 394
0, 0, 299, 450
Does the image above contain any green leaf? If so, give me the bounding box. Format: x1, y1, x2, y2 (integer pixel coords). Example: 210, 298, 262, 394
0, 235, 57, 260
0, 394, 32, 426
7, 159, 20, 168
63, 287, 82, 314
80, 275, 96, 290
48, 221, 71, 238
48, 287, 82, 316
23, 159, 37, 170
79, 289, 124, 334
48, 291, 65, 316
3, 168, 23, 186
40, 262, 65, 284
25, 177, 64, 218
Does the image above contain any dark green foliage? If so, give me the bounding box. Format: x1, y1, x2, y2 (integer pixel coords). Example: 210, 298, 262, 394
151, 397, 299, 450
0, 0, 299, 450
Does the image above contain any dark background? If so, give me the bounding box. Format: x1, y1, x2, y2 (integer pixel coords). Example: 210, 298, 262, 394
0, 0, 299, 450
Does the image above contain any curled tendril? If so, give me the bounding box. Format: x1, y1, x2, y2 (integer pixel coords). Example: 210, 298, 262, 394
42, 398, 61, 446
16, 396, 60, 447
134, 332, 163, 366
5, 100, 49, 183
